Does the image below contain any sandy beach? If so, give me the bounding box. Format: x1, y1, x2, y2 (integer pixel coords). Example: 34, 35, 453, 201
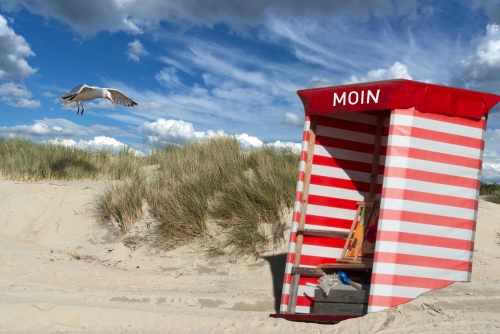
1, 178, 500, 333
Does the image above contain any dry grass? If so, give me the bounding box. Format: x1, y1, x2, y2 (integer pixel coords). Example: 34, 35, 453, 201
0, 137, 146, 181
1, 136, 300, 257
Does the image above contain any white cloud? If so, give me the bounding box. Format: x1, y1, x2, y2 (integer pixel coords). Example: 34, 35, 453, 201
155, 67, 181, 86
48, 136, 144, 156
42, 91, 55, 97
0, 14, 36, 80
137, 118, 300, 151
127, 39, 149, 62
0, 82, 40, 108
457, 24, 500, 89
0, 118, 135, 138
139, 118, 206, 145
344, 61, 412, 84
0, 1, 415, 36
281, 113, 303, 128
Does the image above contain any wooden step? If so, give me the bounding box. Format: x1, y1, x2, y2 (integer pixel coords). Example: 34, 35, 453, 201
336, 258, 374, 265
318, 262, 373, 270
297, 228, 349, 238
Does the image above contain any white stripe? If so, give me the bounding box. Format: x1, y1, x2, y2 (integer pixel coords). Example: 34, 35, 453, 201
290, 221, 298, 233
298, 161, 307, 172
391, 114, 484, 139
379, 220, 475, 241
301, 244, 343, 259
372, 263, 470, 281
297, 283, 319, 297
293, 200, 301, 214
381, 199, 477, 220
306, 204, 357, 220
383, 177, 478, 198
370, 284, 430, 299
389, 135, 481, 159
295, 305, 312, 314
308, 184, 366, 201
286, 242, 296, 255
314, 145, 374, 163
295, 180, 303, 192
303, 224, 350, 233
368, 305, 388, 313
376, 241, 472, 261
284, 263, 293, 274
303, 120, 310, 131
384, 156, 480, 179
281, 283, 290, 296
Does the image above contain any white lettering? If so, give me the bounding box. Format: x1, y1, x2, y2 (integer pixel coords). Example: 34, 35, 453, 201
367, 89, 380, 104
333, 92, 346, 106
348, 91, 358, 105
333, 89, 381, 106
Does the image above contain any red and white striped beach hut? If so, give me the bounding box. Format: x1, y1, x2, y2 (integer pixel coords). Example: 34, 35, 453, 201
276, 79, 500, 319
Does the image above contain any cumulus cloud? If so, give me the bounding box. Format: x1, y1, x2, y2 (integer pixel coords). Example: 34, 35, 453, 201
0, 0, 415, 36
127, 39, 149, 62
455, 24, 500, 90
139, 118, 207, 145
282, 113, 303, 128
0, 82, 40, 108
472, 0, 500, 24
344, 61, 412, 84
48, 136, 144, 156
138, 118, 300, 151
0, 118, 135, 138
0, 14, 36, 80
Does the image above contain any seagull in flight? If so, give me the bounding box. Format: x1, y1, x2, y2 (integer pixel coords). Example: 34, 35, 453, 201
60, 84, 138, 115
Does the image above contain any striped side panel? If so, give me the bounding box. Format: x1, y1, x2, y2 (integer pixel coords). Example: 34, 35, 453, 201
279, 116, 311, 313
294, 111, 390, 314
368, 108, 486, 313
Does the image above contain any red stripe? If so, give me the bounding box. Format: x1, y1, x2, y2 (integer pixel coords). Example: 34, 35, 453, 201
390, 125, 483, 149
297, 171, 305, 182
371, 273, 453, 289
299, 254, 340, 267
307, 195, 359, 210
281, 293, 289, 306
315, 135, 377, 154
302, 130, 310, 142
289, 231, 297, 243
383, 188, 477, 209
286, 252, 295, 265
295, 296, 313, 308
393, 108, 486, 129
312, 155, 374, 173
300, 151, 307, 162
379, 209, 475, 230
368, 295, 413, 308
376, 231, 473, 251
317, 116, 379, 134
283, 273, 292, 285
292, 211, 301, 223
305, 215, 352, 230
306, 115, 311, 122
384, 167, 479, 189
374, 252, 471, 271
310, 174, 370, 191
303, 235, 346, 248
387, 146, 482, 169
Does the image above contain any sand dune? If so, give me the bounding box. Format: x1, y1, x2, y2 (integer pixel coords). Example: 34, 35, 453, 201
1, 179, 500, 333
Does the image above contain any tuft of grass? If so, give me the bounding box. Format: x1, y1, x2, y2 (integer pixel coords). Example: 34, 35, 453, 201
94, 172, 146, 233
0, 137, 146, 181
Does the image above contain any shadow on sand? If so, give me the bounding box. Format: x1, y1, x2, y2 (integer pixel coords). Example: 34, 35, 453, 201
261, 253, 287, 313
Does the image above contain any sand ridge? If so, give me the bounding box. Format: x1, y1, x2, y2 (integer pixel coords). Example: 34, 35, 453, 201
1, 179, 500, 333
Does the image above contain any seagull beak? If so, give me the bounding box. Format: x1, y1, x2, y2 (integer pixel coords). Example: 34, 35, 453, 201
110, 98, 115, 104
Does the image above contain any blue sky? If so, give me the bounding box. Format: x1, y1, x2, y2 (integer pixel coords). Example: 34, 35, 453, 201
2, 1, 500, 181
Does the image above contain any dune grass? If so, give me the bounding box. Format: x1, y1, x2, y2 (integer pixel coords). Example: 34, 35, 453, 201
0, 136, 299, 257
0, 137, 145, 181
